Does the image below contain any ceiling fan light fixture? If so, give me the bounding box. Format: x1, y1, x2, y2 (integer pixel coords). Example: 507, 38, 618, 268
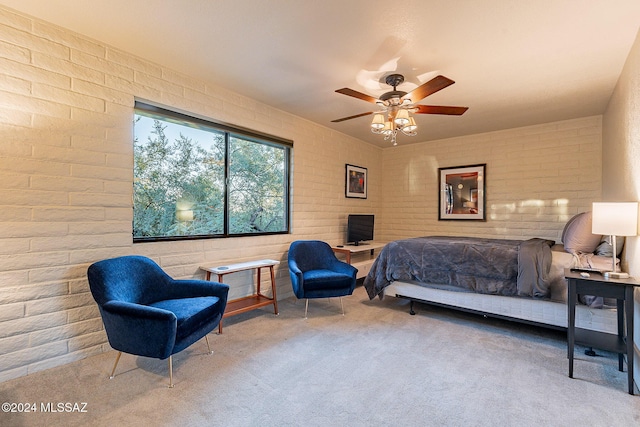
394, 109, 410, 126
371, 113, 385, 130
403, 116, 417, 132
333, 74, 467, 146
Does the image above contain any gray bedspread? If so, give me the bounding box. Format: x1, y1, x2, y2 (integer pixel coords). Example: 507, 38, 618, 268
363, 236, 555, 300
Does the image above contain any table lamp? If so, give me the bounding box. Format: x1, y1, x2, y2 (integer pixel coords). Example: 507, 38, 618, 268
591, 202, 638, 279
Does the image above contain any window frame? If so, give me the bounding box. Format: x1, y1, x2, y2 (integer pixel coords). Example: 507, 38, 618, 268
133, 101, 292, 243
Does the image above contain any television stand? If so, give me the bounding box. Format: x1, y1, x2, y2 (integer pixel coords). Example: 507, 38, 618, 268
332, 242, 386, 279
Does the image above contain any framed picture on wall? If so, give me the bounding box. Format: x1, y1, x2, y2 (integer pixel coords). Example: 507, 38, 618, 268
345, 164, 367, 199
438, 163, 486, 220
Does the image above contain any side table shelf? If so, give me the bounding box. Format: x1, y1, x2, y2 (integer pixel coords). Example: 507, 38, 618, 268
201, 259, 280, 333
565, 269, 640, 395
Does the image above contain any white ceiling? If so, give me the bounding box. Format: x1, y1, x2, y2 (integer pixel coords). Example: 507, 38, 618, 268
2, 1, 639, 147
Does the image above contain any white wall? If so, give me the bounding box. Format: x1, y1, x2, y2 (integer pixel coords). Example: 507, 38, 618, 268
602, 27, 640, 392
0, 6, 381, 382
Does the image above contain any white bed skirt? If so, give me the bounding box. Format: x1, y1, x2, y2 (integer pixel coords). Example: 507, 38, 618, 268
384, 281, 618, 334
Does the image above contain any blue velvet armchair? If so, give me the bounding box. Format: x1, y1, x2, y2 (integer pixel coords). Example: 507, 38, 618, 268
288, 240, 358, 318
87, 255, 229, 388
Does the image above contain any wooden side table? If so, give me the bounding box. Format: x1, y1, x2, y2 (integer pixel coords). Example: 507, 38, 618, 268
201, 259, 279, 333
565, 269, 640, 395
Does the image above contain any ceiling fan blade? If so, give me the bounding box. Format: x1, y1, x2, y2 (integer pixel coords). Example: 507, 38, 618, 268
413, 105, 469, 115
404, 75, 455, 103
335, 88, 379, 104
331, 111, 374, 123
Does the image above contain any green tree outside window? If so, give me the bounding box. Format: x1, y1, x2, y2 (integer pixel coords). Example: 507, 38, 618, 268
133, 106, 290, 241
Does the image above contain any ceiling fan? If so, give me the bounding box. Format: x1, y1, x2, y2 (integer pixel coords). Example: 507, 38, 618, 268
331, 73, 468, 144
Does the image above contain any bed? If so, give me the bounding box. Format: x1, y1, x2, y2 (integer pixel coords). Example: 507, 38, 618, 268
363, 212, 621, 334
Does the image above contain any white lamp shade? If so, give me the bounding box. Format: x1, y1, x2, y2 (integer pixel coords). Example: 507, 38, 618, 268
371, 114, 385, 129
403, 117, 417, 132
394, 109, 410, 125
591, 202, 638, 236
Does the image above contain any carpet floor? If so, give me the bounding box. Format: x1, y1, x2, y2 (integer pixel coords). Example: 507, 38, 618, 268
1, 285, 639, 426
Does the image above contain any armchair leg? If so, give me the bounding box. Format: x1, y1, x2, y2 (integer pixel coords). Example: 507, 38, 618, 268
205, 335, 213, 354
108, 351, 176, 388
168, 356, 174, 388
340, 297, 344, 316
109, 351, 122, 379
304, 299, 309, 319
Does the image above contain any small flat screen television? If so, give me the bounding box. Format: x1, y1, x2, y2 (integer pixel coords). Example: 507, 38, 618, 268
347, 214, 374, 246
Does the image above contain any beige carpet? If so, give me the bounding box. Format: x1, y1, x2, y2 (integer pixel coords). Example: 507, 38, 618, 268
1, 286, 639, 426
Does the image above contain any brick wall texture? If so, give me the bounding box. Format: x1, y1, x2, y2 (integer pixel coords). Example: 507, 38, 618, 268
378, 116, 602, 243
0, 6, 601, 382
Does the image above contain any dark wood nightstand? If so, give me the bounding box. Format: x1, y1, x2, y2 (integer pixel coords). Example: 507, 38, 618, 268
565, 269, 640, 395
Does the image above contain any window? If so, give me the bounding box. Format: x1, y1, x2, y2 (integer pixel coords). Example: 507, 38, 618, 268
133, 102, 291, 242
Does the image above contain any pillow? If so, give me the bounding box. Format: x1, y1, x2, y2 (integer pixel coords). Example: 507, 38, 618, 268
594, 241, 612, 257
562, 211, 602, 254
594, 235, 625, 257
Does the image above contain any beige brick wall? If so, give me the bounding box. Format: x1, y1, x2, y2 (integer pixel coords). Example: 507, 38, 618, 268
602, 28, 640, 389
0, 6, 381, 382
378, 116, 602, 243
